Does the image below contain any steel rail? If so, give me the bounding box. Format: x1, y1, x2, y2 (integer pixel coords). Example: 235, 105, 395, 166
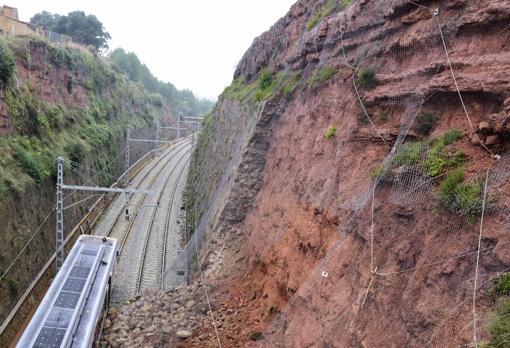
135, 146, 192, 293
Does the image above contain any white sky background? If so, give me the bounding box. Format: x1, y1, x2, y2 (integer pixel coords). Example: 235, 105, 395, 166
9, 0, 296, 100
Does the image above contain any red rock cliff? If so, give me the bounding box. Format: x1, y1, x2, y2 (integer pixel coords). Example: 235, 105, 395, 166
168, 0, 510, 346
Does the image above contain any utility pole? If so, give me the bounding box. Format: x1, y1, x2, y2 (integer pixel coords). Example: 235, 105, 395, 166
177, 113, 182, 138
124, 127, 131, 220
56, 157, 65, 270
155, 118, 160, 156
55, 156, 153, 270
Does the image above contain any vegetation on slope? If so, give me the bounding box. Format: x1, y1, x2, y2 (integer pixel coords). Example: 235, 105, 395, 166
307, 0, 337, 31
308, 65, 337, 89
371, 130, 486, 223
223, 69, 301, 102
0, 35, 162, 199
481, 273, 510, 347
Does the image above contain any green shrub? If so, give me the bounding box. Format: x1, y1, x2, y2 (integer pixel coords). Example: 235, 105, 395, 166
357, 67, 378, 89
324, 125, 337, 140
451, 150, 467, 167
307, 0, 336, 31
483, 299, 510, 348
439, 170, 482, 223
46, 104, 66, 130
259, 69, 274, 90
379, 110, 388, 122
309, 65, 337, 88
490, 273, 510, 297
0, 38, 16, 87
12, 144, 46, 183
391, 141, 425, 167
420, 144, 448, 177
317, 65, 336, 83
439, 170, 464, 199
65, 141, 86, 165
342, 0, 352, 7
442, 128, 462, 145
255, 69, 277, 101
420, 140, 464, 177
414, 112, 437, 136
455, 182, 483, 222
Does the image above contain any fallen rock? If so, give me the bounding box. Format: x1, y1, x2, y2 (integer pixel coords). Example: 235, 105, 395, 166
478, 121, 492, 135
132, 327, 142, 338
161, 326, 173, 335
485, 135, 500, 145
176, 329, 192, 339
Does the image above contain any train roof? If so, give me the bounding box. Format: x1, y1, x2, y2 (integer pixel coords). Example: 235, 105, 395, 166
17, 235, 118, 348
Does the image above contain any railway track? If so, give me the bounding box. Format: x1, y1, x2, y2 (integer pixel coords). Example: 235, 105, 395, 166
0, 143, 163, 345
135, 148, 191, 293
108, 140, 193, 301
100, 138, 192, 250
161, 155, 190, 287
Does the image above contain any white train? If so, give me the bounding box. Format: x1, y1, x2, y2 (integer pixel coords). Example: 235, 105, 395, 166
17, 235, 118, 348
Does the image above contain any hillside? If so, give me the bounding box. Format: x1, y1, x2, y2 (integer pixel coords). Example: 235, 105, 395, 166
103, 0, 510, 346
0, 33, 208, 343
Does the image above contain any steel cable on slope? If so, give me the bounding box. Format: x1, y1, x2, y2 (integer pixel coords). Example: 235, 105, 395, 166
472, 166, 492, 347
257, 4, 505, 345
0, 208, 54, 283
434, 11, 497, 159
194, 213, 223, 348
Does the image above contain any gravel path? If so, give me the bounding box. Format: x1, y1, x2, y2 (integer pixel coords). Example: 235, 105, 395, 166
92, 137, 193, 304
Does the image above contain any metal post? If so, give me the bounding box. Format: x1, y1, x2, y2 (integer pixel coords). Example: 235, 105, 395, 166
56, 157, 65, 271
124, 127, 131, 220
155, 118, 160, 156
177, 113, 181, 139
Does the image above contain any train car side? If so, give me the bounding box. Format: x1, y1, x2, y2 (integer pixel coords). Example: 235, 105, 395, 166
17, 235, 118, 348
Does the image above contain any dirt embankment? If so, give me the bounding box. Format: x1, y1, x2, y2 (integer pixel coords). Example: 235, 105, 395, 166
108, 0, 510, 347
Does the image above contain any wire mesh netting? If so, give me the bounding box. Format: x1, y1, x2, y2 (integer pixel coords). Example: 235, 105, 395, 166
248, 0, 510, 347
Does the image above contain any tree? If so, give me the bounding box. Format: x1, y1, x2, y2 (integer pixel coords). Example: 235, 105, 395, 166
29, 11, 58, 30
0, 38, 15, 87
108, 48, 214, 116
30, 11, 110, 52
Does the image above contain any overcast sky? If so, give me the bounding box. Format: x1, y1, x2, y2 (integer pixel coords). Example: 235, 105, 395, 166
10, 0, 296, 100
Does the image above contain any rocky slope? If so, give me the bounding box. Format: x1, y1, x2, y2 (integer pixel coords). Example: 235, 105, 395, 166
106, 0, 510, 346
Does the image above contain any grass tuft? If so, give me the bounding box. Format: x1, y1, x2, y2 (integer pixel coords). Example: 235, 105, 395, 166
307, 0, 336, 31
309, 65, 337, 88
442, 128, 462, 145
324, 125, 337, 140
357, 67, 377, 89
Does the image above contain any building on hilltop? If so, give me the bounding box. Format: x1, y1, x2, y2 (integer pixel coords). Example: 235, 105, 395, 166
0, 5, 71, 44
0, 5, 17, 19
0, 4, 41, 36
